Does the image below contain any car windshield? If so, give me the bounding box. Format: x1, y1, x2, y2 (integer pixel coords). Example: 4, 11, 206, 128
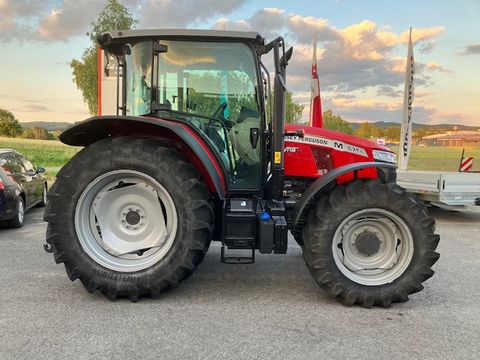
124, 40, 262, 190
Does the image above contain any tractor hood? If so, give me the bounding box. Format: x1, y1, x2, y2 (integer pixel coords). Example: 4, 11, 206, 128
285, 124, 392, 153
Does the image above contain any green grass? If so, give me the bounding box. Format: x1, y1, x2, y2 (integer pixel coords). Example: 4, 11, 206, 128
390, 145, 480, 171
1, 138, 478, 186
0, 137, 81, 185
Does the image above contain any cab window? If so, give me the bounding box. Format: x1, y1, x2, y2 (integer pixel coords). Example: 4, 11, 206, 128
154, 41, 261, 190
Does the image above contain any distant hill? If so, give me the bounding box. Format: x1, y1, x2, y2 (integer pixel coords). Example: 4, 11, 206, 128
349, 121, 479, 131
20, 122, 73, 131
20, 120, 479, 133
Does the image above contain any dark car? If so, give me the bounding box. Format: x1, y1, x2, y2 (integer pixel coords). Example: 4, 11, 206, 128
0, 149, 47, 228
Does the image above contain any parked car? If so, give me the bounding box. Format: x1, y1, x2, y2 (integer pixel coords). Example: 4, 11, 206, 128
0, 149, 47, 228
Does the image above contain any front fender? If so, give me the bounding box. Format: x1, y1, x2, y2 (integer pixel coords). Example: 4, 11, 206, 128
60, 116, 226, 198
292, 162, 397, 226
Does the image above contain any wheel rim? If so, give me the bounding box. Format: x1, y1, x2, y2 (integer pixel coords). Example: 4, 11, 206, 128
43, 186, 47, 204
18, 199, 24, 223
332, 208, 414, 286
75, 170, 178, 272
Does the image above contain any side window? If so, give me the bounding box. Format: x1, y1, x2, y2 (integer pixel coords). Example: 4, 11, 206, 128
0, 154, 23, 174
21, 157, 35, 173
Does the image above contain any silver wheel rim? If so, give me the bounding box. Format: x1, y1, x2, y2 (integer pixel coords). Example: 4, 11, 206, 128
18, 200, 24, 223
43, 186, 47, 204
75, 170, 178, 272
332, 208, 414, 286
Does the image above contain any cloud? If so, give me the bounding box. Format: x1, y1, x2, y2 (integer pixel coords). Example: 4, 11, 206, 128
287, 14, 338, 44
0, 0, 45, 41
214, 12, 446, 96
399, 26, 445, 44
463, 44, 480, 55
139, 0, 246, 28
213, 17, 250, 31
36, 0, 106, 41
377, 85, 402, 98
424, 61, 452, 73
418, 40, 436, 54
24, 104, 54, 112
322, 95, 437, 124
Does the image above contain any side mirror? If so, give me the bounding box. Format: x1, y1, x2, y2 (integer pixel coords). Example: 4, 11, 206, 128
36, 167, 46, 174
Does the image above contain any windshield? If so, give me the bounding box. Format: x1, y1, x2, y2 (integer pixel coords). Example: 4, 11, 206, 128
124, 40, 262, 190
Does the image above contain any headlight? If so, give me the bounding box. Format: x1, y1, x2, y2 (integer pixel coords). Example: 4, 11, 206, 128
372, 150, 397, 164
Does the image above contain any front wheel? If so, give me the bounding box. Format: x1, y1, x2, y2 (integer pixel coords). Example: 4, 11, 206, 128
302, 179, 440, 308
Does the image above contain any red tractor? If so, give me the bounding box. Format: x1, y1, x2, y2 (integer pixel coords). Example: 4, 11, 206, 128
44, 29, 439, 307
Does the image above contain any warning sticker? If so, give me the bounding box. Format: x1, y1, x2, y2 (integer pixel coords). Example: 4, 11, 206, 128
274, 151, 282, 164
285, 135, 368, 158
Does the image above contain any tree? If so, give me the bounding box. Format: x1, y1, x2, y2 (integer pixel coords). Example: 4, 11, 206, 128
70, 0, 137, 115
285, 92, 304, 124
22, 127, 50, 140
385, 127, 401, 142
322, 109, 353, 134
0, 109, 23, 137
354, 123, 384, 139
413, 128, 429, 139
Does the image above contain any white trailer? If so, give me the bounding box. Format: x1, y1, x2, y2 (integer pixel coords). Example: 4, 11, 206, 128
397, 170, 480, 211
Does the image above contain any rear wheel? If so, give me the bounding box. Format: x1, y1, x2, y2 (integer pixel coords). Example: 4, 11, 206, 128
44, 137, 214, 300
8, 197, 25, 228
290, 228, 304, 247
302, 179, 440, 308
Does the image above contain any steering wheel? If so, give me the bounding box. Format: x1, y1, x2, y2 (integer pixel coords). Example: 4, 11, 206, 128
212, 102, 228, 120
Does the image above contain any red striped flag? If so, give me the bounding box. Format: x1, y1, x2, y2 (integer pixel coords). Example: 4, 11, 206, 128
309, 33, 323, 128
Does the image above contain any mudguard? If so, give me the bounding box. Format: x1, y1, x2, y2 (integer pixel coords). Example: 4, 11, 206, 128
60, 116, 226, 198
292, 162, 397, 226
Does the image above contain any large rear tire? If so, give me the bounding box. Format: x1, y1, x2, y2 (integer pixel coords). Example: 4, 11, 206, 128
302, 179, 440, 308
44, 137, 214, 301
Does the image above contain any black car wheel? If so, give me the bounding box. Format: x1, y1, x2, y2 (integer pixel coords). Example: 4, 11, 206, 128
8, 197, 25, 228
37, 183, 48, 207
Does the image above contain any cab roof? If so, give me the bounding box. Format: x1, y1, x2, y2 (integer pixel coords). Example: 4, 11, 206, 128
98, 29, 265, 48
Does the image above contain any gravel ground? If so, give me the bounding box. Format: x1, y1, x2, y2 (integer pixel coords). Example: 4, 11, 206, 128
0, 207, 479, 360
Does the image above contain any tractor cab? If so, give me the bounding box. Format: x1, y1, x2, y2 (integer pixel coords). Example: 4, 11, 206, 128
98, 30, 276, 193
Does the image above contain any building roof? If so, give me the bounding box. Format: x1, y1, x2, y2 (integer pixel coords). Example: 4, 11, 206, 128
422, 131, 480, 141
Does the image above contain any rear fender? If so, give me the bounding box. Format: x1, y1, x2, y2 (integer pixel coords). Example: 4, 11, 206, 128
292, 162, 397, 226
60, 116, 226, 198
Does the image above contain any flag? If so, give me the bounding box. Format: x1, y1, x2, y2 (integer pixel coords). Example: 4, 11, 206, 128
309, 33, 323, 128
398, 28, 415, 170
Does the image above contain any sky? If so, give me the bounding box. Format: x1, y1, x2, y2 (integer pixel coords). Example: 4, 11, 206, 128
0, 0, 479, 126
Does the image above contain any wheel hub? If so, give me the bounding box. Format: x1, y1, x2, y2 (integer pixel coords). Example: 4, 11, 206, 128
122, 206, 145, 229
355, 231, 381, 256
